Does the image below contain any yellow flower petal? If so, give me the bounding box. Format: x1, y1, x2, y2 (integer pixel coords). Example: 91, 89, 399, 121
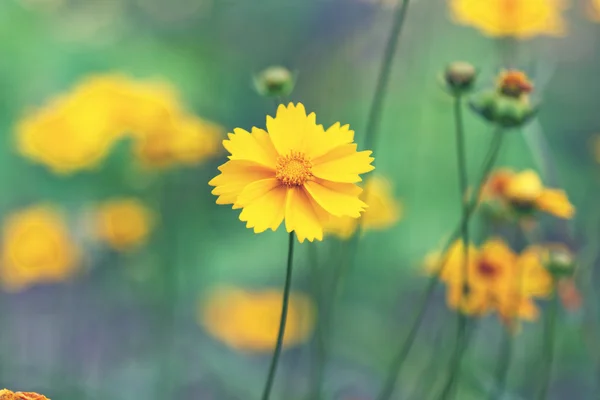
235, 178, 282, 207
238, 186, 287, 233
266, 103, 323, 156
303, 180, 366, 218
312, 144, 375, 183
361, 176, 402, 230
223, 127, 278, 169
517, 246, 553, 297
504, 169, 544, 202
209, 160, 274, 206
536, 188, 575, 219
284, 187, 324, 242
306, 122, 355, 160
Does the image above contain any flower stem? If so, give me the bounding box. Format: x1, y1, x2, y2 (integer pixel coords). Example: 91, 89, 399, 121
362, 0, 411, 153
537, 282, 559, 400
435, 95, 472, 400
490, 328, 513, 400
374, 129, 504, 400
261, 232, 296, 400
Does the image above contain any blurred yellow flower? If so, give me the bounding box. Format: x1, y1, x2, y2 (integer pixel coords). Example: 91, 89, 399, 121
325, 175, 402, 239
0, 389, 50, 400
0, 206, 80, 291
428, 239, 553, 324
16, 74, 222, 173
588, 0, 600, 20
449, 0, 567, 38
94, 198, 154, 251
209, 103, 374, 243
593, 135, 600, 163
482, 169, 575, 219
200, 286, 316, 352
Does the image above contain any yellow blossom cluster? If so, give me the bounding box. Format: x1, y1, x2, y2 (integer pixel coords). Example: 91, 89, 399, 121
199, 286, 316, 352
427, 239, 553, 327
16, 74, 222, 174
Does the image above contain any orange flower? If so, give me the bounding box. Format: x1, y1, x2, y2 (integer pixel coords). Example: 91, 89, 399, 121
497, 70, 534, 99
0, 389, 50, 400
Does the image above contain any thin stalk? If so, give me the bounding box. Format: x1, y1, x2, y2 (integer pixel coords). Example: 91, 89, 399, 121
536, 283, 559, 400
491, 329, 513, 400
375, 129, 505, 400
362, 0, 411, 154
309, 243, 326, 400
261, 232, 296, 400
436, 94, 471, 400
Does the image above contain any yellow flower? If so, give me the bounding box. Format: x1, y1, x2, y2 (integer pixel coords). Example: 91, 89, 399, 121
94, 199, 154, 251
483, 169, 574, 219
449, 0, 568, 38
325, 176, 402, 239
0, 206, 80, 291
0, 389, 50, 400
593, 135, 600, 163
429, 239, 553, 323
199, 286, 316, 352
209, 103, 375, 243
16, 74, 222, 173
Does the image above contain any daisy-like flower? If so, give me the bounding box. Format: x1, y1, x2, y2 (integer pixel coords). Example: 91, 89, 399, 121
209, 103, 375, 242
325, 175, 402, 239
427, 238, 553, 324
482, 168, 575, 219
93, 198, 154, 252
0, 389, 50, 400
449, 0, 568, 39
199, 286, 316, 352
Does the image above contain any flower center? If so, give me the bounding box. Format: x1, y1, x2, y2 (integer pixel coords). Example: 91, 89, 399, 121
275, 151, 312, 186
477, 258, 499, 279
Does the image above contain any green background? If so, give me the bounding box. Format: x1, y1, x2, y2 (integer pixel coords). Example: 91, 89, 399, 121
0, 0, 598, 398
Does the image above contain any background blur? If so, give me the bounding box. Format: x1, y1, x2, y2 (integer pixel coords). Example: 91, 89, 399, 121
0, 0, 599, 399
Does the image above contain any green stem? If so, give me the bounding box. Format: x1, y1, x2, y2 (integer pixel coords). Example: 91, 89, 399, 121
374, 129, 504, 400
435, 96, 472, 400
537, 283, 559, 400
491, 329, 513, 400
261, 232, 296, 400
309, 244, 326, 400
362, 0, 411, 153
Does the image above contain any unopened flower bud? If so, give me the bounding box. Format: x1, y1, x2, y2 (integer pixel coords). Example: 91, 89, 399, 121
469, 90, 537, 129
543, 245, 576, 279
444, 61, 477, 94
253, 66, 295, 97
497, 70, 533, 99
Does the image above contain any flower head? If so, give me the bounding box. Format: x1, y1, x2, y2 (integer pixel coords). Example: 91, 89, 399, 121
449, 0, 568, 38
497, 70, 534, 99
444, 61, 477, 95
199, 286, 316, 352
93, 198, 154, 251
253, 66, 296, 98
325, 175, 402, 239
209, 103, 375, 242
0, 389, 50, 400
482, 168, 575, 219
0, 206, 80, 291
428, 239, 553, 326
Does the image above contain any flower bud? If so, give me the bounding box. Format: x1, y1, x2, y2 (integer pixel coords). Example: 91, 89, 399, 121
253, 66, 295, 97
497, 70, 533, 99
542, 245, 576, 279
444, 61, 477, 95
469, 90, 537, 128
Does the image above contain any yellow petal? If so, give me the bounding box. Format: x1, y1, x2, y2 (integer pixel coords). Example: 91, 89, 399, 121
266, 103, 324, 156
504, 169, 544, 202
209, 160, 274, 206
324, 216, 358, 240
517, 246, 553, 297
303, 180, 366, 218
361, 176, 402, 231
306, 122, 355, 160
238, 186, 287, 233
312, 144, 375, 183
536, 188, 575, 219
222, 127, 278, 169
236, 178, 282, 207
284, 187, 324, 243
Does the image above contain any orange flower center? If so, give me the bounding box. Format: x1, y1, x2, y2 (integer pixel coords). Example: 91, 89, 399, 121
275, 151, 312, 186
477, 258, 499, 279
498, 70, 533, 98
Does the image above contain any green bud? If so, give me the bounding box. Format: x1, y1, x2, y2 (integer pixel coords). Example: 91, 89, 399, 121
253, 66, 295, 97
543, 246, 576, 279
443, 61, 477, 95
469, 90, 537, 129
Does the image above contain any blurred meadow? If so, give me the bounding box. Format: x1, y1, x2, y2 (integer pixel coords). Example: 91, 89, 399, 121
0, 0, 599, 399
